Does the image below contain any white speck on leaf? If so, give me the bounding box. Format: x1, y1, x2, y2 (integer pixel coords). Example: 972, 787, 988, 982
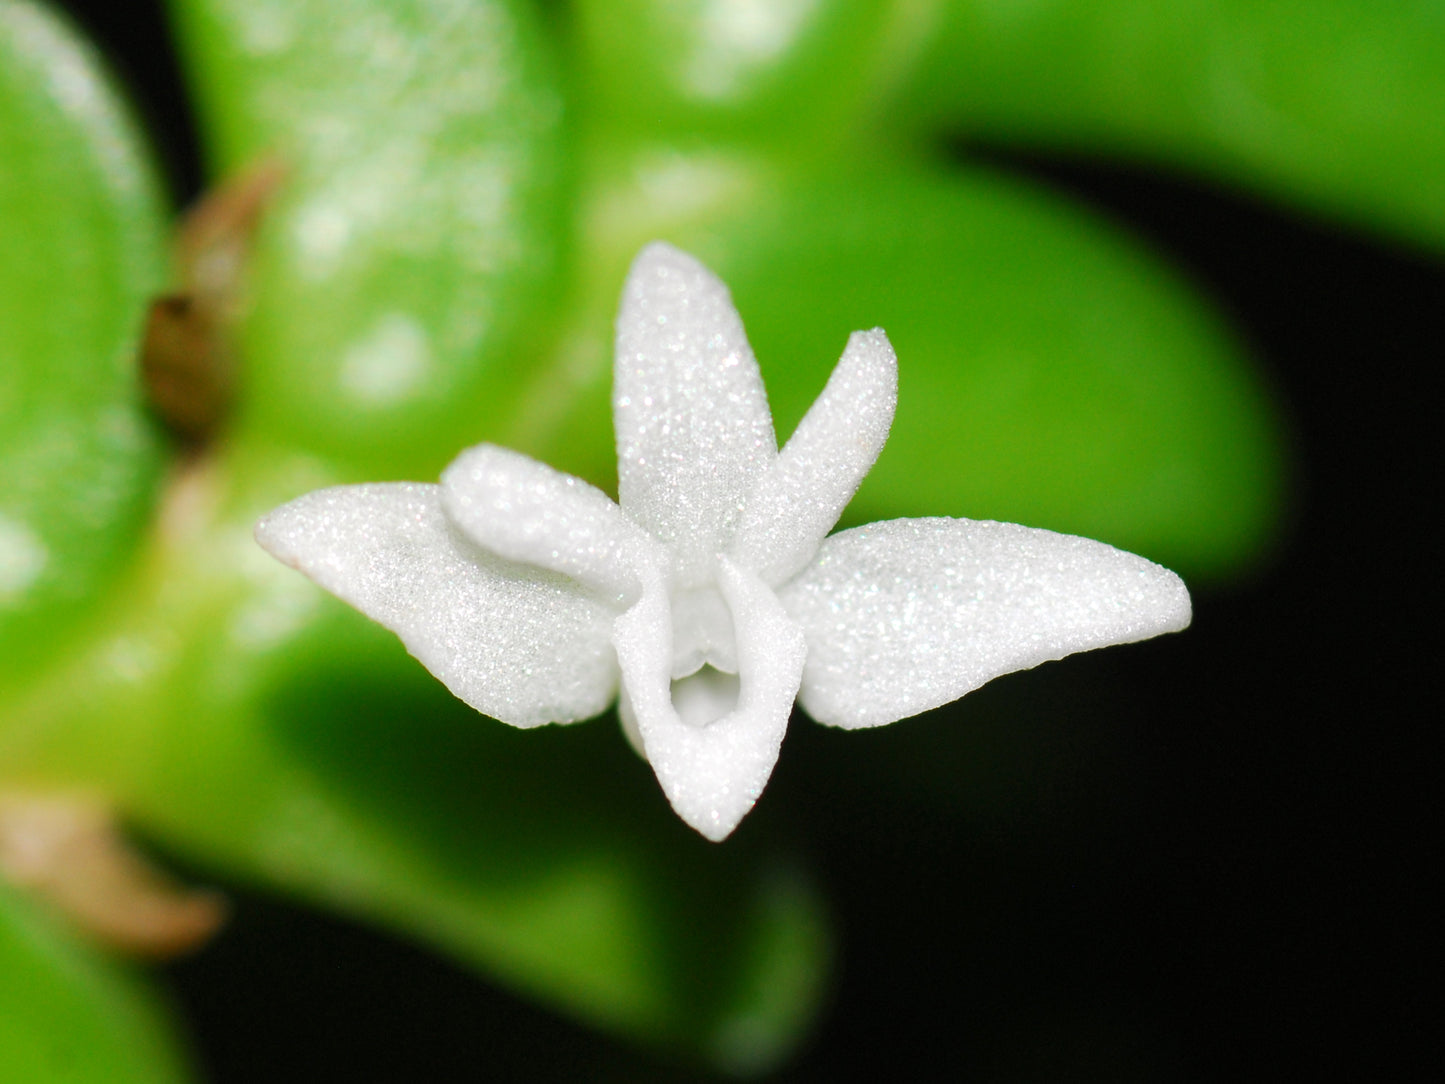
339, 312, 432, 404
0, 515, 47, 600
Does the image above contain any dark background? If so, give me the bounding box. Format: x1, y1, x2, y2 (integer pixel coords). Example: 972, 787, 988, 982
52, 2, 1433, 1079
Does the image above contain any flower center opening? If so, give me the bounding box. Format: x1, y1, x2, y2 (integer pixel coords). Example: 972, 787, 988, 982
670, 666, 741, 729
669, 584, 737, 678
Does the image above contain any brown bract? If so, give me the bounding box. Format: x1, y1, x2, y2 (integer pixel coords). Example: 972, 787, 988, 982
140, 158, 286, 444
0, 791, 225, 958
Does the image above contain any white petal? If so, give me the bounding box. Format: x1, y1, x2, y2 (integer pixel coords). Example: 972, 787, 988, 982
613, 559, 806, 841
779, 518, 1192, 729
731, 328, 897, 585
441, 444, 665, 606
255, 484, 619, 728
613, 242, 776, 585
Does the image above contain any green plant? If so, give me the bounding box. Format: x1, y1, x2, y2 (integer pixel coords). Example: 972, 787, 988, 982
6, 0, 1438, 1076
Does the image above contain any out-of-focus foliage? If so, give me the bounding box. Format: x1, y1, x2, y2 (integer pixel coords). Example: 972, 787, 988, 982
693, 165, 1278, 576
0, 883, 190, 1084
571, 0, 900, 152
0, 0, 168, 693
167, 0, 572, 478
6, 0, 1439, 1077
904, 0, 1445, 249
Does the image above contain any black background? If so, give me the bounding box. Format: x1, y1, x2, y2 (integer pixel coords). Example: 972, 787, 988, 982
43, 2, 1434, 1079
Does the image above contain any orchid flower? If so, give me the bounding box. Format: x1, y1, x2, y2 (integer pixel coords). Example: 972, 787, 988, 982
256, 243, 1191, 841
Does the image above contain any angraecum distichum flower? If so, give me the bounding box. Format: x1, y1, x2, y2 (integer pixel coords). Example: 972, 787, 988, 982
256, 243, 1191, 840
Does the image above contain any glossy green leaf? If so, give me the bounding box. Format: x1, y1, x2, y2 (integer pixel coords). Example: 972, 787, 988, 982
0, 882, 190, 1084
902, 0, 1445, 249
695, 165, 1283, 576
572, 0, 907, 156
0, 0, 169, 694
166, 0, 572, 478
0, 452, 829, 1070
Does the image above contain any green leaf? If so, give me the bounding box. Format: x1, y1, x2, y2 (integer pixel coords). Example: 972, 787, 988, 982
0, 883, 191, 1084
0, 0, 169, 694
901, 0, 1445, 249
166, 0, 572, 478
689, 165, 1283, 577
572, 0, 905, 156
0, 452, 829, 1071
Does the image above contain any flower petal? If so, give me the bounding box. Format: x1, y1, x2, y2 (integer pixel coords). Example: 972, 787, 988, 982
255, 483, 619, 727
779, 518, 1192, 729
613, 558, 806, 841
731, 328, 897, 585
441, 444, 665, 606
613, 242, 776, 584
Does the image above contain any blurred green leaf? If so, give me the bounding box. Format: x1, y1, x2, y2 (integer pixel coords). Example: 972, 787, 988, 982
0, 0, 169, 694
902, 0, 1445, 249
166, 0, 572, 478
572, 0, 904, 156
0, 452, 828, 1070
691, 165, 1282, 577
0, 882, 190, 1084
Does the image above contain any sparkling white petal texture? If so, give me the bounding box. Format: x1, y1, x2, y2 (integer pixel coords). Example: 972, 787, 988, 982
254, 484, 618, 728
777, 518, 1192, 729
255, 242, 1192, 840
614, 242, 777, 585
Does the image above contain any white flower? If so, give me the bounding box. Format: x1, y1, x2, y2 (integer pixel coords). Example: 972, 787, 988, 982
256, 243, 1191, 841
